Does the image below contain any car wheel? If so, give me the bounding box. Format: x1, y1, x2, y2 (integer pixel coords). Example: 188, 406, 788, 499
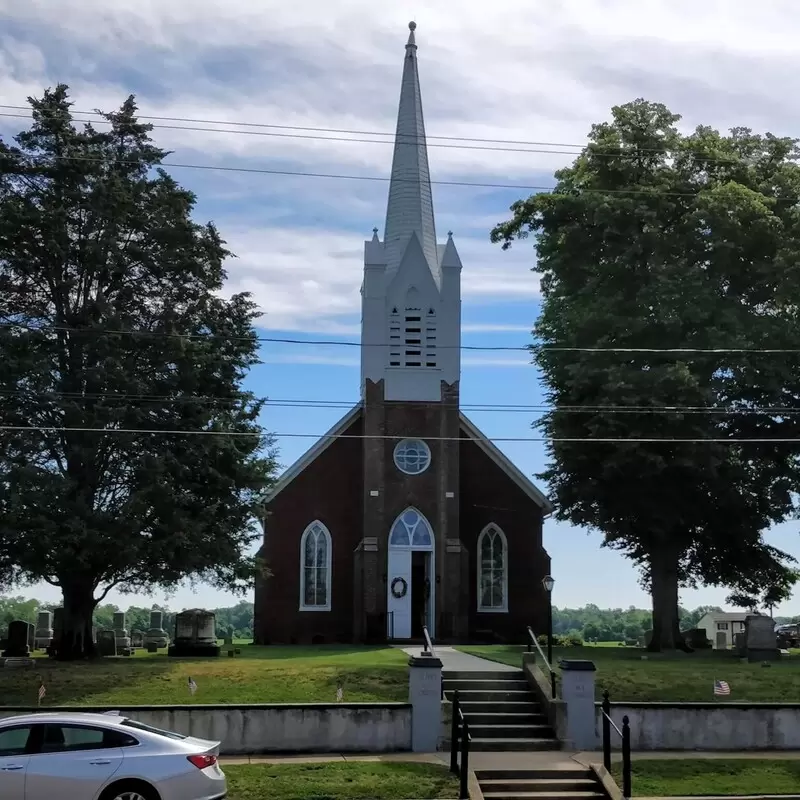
100, 780, 160, 800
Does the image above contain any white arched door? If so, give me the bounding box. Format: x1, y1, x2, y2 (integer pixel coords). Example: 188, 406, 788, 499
387, 508, 434, 640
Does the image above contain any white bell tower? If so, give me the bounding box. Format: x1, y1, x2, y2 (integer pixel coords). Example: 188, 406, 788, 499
360, 22, 463, 403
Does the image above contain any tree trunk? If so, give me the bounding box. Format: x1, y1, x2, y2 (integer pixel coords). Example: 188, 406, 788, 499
55, 581, 98, 660
647, 544, 691, 652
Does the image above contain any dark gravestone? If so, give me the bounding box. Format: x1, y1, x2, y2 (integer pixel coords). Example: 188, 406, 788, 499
2, 620, 31, 658
168, 609, 220, 658
683, 628, 712, 650
146, 642, 158, 654
26, 623, 35, 652
97, 629, 117, 657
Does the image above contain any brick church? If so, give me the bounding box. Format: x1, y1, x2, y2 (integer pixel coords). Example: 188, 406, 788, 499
253, 23, 553, 645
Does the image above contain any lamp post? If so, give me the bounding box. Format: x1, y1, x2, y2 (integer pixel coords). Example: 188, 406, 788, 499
542, 575, 555, 697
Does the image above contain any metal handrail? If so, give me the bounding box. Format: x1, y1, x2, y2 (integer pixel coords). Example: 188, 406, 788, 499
526, 626, 557, 698
449, 690, 471, 800
601, 690, 632, 798
422, 625, 436, 658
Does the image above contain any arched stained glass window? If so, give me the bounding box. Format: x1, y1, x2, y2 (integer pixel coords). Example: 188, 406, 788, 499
389, 508, 433, 548
300, 521, 332, 610
477, 524, 508, 612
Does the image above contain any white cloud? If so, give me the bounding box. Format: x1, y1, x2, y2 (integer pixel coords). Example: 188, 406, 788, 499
221, 224, 539, 331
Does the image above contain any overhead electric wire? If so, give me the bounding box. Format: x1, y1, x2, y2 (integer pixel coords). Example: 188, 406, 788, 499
0, 105, 758, 165
0, 150, 705, 198
1, 424, 797, 444
2, 322, 798, 355
2, 390, 800, 416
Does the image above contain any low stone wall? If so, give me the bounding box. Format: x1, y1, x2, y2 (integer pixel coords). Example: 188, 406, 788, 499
0, 703, 412, 755
521, 653, 568, 743
602, 703, 800, 751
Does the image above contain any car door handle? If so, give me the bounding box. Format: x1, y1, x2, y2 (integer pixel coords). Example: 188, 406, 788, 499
89, 759, 112, 765
0, 765, 24, 771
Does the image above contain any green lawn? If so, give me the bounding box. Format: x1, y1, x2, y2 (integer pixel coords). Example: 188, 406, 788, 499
4, 646, 409, 706
611, 758, 800, 796
223, 762, 458, 800
457, 644, 800, 702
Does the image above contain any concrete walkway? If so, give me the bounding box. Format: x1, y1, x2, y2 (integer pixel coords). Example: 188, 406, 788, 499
400, 645, 518, 671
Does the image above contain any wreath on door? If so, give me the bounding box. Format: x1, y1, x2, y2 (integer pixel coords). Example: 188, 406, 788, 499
390, 577, 408, 599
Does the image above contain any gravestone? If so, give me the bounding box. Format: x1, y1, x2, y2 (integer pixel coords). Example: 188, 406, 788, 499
97, 629, 117, 657
734, 631, 747, 656
26, 622, 35, 652
168, 609, 220, 657
223, 627, 234, 647
131, 630, 144, 649
745, 614, 779, 662
146, 642, 158, 653
1, 620, 31, 658
47, 607, 64, 657
143, 610, 169, 650
35, 610, 54, 650
113, 612, 132, 656
683, 628, 711, 650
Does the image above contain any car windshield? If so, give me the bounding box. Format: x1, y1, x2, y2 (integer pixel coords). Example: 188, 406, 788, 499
121, 719, 187, 740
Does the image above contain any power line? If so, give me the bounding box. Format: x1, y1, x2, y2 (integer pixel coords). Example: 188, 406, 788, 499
2, 391, 800, 416
0, 151, 704, 198
1, 424, 797, 444
2, 322, 799, 354
0, 105, 755, 165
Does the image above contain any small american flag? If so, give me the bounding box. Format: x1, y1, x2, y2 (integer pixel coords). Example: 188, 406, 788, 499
187, 677, 198, 696
336, 685, 343, 703
37, 684, 46, 705
714, 679, 731, 696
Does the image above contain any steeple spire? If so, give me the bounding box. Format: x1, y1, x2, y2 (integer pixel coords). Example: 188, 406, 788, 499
383, 21, 439, 283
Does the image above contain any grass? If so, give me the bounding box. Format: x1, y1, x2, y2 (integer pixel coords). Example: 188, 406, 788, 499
456, 644, 800, 702
3, 646, 409, 706
223, 762, 458, 800
611, 758, 800, 796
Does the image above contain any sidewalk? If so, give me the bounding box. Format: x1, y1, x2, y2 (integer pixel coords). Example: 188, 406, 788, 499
400, 645, 518, 671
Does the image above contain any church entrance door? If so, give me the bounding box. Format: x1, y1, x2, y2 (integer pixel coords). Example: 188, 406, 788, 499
387, 508, 435, 640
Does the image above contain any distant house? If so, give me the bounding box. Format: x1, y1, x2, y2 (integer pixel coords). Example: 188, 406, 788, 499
696, 611, 752, 649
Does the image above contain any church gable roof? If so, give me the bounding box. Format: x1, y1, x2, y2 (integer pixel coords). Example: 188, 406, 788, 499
459, 412, 553, 513
265, 405, 362, 502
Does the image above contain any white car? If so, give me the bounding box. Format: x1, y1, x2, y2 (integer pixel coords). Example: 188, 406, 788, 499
0, 711, 226, 800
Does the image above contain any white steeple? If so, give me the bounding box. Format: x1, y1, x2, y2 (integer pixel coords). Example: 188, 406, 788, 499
361, 23, 462, 403
383, 21, 439, 285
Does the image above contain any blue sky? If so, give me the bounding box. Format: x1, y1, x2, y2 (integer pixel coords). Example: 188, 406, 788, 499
2, 0, 800, 615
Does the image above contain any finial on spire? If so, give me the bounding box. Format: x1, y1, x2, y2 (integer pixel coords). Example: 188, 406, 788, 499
407, 21, 417, 47
447, 230, 453, 238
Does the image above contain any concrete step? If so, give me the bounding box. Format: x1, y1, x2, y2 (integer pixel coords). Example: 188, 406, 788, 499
480, 778, 600, 793
447, 689, 534, 702
480, 793, 605, 800
463, 712, 549, 726
475, 770, 593, 781
469, 737, 561, 752
469, 724, 555, 739
444, 670, 525, 681
460, 701, 542, 714
444, 679, 531, 692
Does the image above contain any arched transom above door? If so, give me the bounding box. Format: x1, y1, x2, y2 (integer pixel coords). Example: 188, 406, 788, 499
389, 507, 433, 549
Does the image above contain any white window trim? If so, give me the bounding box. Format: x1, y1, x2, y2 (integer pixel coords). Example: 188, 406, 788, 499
299, 521, 332, 612
393, 438, 431, 475
477, 523, 509, 613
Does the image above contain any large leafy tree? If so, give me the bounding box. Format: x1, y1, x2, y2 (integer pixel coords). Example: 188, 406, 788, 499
0, 86, 276, 659
492, 99, 800, 650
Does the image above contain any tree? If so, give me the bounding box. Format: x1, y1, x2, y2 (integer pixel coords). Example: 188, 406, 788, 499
491, 99, 800, 651
0, 86, 277, 659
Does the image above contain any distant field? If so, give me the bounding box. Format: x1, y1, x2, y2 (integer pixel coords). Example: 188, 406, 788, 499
457, 644, 800, 702
3, 646, 409, 706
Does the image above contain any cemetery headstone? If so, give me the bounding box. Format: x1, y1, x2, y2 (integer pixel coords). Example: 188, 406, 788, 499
168, 609, 220, 657
47, 607, 64, 657
745, 614, 779, 662
131, 630, 144, 649
146, 642, 158, 653
734, 631, 746, 656
143, 610, 169, 650
2, 620, 31, 658
683, 628, 712, 650
97, 629, 117, 657
35, 610, 54, 651
112, 612, 132, 655
26, 622, 35, 652
223, 627, 234, 647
